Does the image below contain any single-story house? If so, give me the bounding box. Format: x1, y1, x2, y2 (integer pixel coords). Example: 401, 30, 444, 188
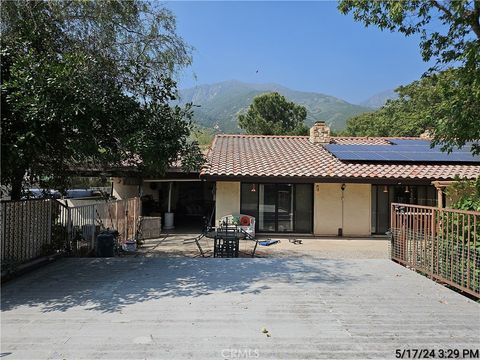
112, 122, 480, 236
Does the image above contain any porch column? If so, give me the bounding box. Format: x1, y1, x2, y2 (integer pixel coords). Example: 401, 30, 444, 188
436, 188, 443, 208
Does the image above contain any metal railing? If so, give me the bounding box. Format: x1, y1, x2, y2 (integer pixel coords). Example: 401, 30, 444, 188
1, 197, 141, 271
390, 203, 479, 298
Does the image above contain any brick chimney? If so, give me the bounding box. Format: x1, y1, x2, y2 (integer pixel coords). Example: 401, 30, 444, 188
309, 121, 331, 144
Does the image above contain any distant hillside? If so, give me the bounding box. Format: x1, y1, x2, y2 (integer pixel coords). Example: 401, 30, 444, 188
360, 89, 398, 109
178, 80, 372, 133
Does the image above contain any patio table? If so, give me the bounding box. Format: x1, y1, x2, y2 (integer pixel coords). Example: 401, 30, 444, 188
205, 228, 246, 240
205, 227, 245, 258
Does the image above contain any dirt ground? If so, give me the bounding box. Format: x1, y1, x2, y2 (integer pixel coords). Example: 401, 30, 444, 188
136, 233, 390, 259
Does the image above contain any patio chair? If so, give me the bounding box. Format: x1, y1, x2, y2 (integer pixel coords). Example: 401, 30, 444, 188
182, 215, 214, 258
219, 214, 256, 237
183, 233, 207, 257
238, 227, 259, 258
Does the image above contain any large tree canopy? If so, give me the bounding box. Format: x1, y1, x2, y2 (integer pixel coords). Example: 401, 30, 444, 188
1, 1, 203, 199
343, 69, 480, 154
339, 1, 480, 154
338, 0, 480, 70
238, 92, 309, 136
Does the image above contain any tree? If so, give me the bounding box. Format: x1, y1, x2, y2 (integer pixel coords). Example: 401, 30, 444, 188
238, 92, 309, 135
446, 177, 480, 212
344, 69, 479, 149
338, 1, 480, 71
339, 1, 480, 153
1, 1, 202, 199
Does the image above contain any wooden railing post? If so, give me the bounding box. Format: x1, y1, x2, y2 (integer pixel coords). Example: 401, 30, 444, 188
430, 207, 436, 279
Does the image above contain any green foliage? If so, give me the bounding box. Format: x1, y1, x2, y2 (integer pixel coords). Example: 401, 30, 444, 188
1, 1, 202, 199
446, 178, 480, 212
339, 1, 480, 155
191, 127, 215, 147
437, 180, 480, 294
343, 69, 480, 154
342, 74, 440, 137
338, 1, 480, 71
427, 68, 480, 154
238, 92, 309, 135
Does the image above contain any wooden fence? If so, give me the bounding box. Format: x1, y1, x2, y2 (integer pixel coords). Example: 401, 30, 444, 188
390, 203, 479, 298
1, 199, 56, 267
1, 197, 141, 271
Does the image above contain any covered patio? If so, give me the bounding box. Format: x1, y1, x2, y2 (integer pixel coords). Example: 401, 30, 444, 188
2, 255, 479, 359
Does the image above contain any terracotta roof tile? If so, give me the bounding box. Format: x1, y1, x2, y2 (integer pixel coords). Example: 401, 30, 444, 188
201, 134, 480, 181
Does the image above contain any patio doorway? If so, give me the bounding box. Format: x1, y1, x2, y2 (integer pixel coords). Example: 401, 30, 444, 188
257, 184, 293, 232
241, 183, 313, 233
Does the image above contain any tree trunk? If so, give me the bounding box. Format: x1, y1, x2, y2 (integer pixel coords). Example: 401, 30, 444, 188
9, 171, 24, 201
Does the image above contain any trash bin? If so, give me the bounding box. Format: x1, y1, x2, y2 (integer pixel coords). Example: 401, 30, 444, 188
96, 231, 115, 257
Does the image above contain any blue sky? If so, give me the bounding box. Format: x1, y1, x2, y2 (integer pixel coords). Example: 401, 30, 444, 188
166, 1, 432, 104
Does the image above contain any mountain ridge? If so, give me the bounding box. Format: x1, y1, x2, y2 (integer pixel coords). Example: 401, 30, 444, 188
360, 89, 398, 109
178, 80, 372, 133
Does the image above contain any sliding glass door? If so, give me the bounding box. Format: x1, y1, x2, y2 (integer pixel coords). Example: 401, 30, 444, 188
276, 184, 294, 232
258, 184, 277, 232
241, 183, 312, 233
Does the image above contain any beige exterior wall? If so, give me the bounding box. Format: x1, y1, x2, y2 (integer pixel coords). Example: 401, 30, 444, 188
111, 178, 140, 199
215, 181, 241, 226
114, 178, 372, 236
314, 183, 371, 236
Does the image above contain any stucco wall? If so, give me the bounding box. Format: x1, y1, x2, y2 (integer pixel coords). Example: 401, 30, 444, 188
314, 183, 371, 236
215, 181, 241, 226
111, 178, 140, 199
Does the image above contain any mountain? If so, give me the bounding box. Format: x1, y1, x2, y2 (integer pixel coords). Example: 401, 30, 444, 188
360, 89, 398, 109
178, 80, 372, 133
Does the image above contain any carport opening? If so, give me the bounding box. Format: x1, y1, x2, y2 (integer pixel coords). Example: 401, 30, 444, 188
142, 181, 215, 232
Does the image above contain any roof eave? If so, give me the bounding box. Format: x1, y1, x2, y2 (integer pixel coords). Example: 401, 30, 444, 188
199, 174, 452, 185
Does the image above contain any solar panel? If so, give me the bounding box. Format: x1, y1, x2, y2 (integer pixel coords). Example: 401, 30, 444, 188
389, 139, 431, 146
324, 142, 480, 163
328, 151, 364, 160
355, 152, 386, 161
376, 151, 411, 161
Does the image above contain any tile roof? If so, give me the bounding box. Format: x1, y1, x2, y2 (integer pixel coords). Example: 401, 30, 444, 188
201, 134, 480, 181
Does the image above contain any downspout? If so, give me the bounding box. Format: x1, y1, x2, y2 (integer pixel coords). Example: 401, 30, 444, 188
339, 183, 346, 237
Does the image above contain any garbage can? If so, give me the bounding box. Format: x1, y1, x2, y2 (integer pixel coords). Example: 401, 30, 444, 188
96, 231, 115, 257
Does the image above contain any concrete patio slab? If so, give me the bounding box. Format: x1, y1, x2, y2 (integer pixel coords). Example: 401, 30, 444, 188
1, 257, 479, 359
138, 234, 390, 259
